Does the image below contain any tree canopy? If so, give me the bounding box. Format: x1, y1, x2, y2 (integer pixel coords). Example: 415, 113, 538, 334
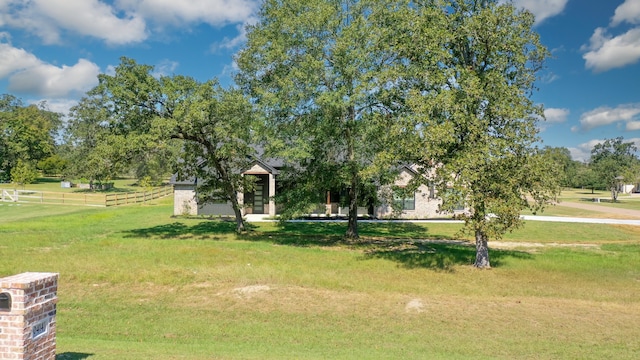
5, 0, 562, 266
406, 0, 558, 268
540, 146, 579, 188
589, 137, 639, 201
236, 0, 445, 239
69, 58, 256, 232
0, 94, 62, 183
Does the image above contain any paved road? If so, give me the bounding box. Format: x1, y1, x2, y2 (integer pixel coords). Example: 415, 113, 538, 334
283, 216, 640, 226
555, 199, 640, 218
249, 199, 640, 226
530, 198, 640, 225
520, 215, 640, 225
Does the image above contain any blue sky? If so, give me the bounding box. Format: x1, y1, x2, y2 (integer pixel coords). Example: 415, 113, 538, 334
1, 0, 639, 162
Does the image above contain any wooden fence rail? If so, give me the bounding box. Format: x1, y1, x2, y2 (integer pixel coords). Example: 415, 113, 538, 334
0, 186, 172, 207
104, 186, 173, 206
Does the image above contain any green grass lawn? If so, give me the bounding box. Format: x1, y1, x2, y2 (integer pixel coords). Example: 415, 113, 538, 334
518, 188, 640, 217
1, 198, 639, 359
520, 203, 605, 218
556, 188, 640, 200
558, 188, 612, 200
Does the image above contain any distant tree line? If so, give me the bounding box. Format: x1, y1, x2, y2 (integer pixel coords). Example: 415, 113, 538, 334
541, 138, 640, 200
0, 94, 63, 186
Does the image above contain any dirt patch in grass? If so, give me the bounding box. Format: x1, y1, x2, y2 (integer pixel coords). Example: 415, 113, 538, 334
233, 285, 272, 298
491, 241, 600, 250
363, 238, 600, 252
405, 298, 425, 313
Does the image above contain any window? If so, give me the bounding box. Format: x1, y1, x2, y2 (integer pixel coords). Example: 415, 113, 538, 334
428, 183, 436, 199
394, 189, 415, 211
443, 188, 465, 211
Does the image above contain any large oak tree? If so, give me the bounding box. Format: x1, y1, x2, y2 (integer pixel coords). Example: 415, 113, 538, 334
408, 0, 559, 268
0, 94, 61, 182
236, 0, 444, 239
71, 58, 256, 232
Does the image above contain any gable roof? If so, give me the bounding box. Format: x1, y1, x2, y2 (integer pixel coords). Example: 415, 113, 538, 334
170, 157, 282, 185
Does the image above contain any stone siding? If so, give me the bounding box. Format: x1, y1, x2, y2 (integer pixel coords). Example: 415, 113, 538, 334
173, 184, 199, 216
172, 165, 460, 219
172, 162, 278, 217
376, 168, 443, 219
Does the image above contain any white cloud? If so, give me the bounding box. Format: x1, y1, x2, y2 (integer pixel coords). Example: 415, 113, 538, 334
611, 0, 640, 26
583, 1, 640, 72
573, 104, 640, 131
115, 0, 258, 27
37, 0, 147, 45
104, 65, 117, 77
0, 0, 259, 46
570, 137, 640, 161
0, 0, 147, 45
214, 23, 249, 51
0, 43, 41, 78
540, 72, 560, 84
544, 108, 569, 123
583, 27, 640, 72
629, 137, 640, 150
568, 139, 604, 162
211, 16, 257, 52
0, 42, 100, 98
151, 59, 179, 78
221, 60, 239, 79
626, 121, 640, 130
511, 0, 569, 25
29, 98, 79, 117
8, 59, 100, 98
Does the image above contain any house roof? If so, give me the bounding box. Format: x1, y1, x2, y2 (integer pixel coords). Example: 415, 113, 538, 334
398, 164, 420, 177
170, 157, 282, 185
247, 158, 281, 175
169, 173, 195, 185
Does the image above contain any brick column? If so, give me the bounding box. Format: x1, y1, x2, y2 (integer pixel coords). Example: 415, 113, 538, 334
268, 173, 276, 217
0, 272, 59, 360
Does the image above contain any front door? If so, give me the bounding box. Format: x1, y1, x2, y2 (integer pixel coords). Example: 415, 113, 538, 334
252, 176, 266, 214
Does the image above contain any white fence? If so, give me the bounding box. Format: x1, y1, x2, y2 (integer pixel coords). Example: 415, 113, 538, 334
0, 186, 172, 207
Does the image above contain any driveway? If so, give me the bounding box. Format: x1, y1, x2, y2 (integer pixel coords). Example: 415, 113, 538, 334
522, 199, 640, 226
248, 200, 640, 226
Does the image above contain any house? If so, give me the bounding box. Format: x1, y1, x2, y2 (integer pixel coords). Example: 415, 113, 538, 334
374, 165, 443, 219
171, 158, 280, 217
170, 161, 453, 219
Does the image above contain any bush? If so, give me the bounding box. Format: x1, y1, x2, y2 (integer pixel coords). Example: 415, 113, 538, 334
11, 160, 38, 187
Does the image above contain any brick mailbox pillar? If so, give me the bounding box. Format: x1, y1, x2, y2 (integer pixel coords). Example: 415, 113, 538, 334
0, 272, 59, 360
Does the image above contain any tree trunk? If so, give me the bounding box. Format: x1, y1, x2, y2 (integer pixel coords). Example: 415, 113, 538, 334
229, 191, 245, 234
343, 101, 359, 240
473, 229, 491, 268
212, 156, 245, 234
345, 177, 359, 240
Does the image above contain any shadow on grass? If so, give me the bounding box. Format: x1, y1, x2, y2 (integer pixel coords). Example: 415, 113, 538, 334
258, 221, 450, 240
123, 220, 445, 247
123, 221, 256, 240
238, 221, 448, 248
124, 219, 532, 270
73, 187, 134, 194
56, 353, 93, 360
362, 240, 533, 272
37, 177, 62, 184
361, 221, 452, 239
